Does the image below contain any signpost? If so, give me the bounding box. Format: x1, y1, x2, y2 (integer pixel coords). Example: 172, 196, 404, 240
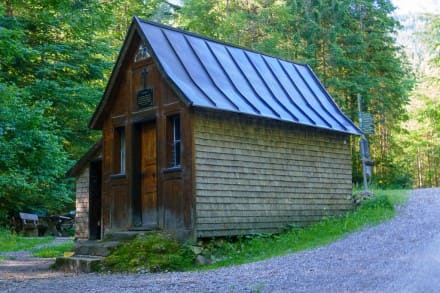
357, 94, 374, 193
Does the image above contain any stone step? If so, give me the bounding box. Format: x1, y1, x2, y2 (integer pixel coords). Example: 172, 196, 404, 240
54, 255, 104, 273
104, 231, 145, 241
74, 240, 120, 257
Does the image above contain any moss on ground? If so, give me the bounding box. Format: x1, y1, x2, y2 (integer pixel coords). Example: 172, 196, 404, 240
102, 232, 195, 273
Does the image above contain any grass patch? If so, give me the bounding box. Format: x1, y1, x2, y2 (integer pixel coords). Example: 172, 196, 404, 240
197, 190, 409, 270
32, 241, 74, 258
374, 189, 409, 206
0, 229, 54, 253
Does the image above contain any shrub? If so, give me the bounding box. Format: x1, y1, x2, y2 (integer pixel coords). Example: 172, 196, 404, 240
360, 195, 394, 211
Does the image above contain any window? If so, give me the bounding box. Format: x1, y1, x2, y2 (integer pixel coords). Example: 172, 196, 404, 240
114, 127, 126, 174
168, 115, 181, 168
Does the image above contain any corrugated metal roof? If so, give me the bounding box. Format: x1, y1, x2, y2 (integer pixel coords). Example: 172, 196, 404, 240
137, 17, 360, 135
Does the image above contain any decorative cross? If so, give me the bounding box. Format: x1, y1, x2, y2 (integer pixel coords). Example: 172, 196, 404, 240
141, 68, 148, 89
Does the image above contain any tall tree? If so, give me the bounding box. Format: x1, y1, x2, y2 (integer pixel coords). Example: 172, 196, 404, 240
0, 3, 72, 225
402, 14, 440, 187
0, 0, 174, 226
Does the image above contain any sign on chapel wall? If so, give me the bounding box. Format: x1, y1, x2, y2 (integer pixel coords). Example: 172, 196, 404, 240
136, 67, 154, 109
137, 88, 154, 109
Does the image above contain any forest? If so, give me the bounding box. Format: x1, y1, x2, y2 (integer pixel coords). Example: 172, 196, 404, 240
0, 0, 439, 226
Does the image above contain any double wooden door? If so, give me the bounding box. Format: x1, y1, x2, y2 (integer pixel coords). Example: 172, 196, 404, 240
139, 121, 157, 228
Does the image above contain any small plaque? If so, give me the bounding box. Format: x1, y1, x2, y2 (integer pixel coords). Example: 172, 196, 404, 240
137, 88, 154, 109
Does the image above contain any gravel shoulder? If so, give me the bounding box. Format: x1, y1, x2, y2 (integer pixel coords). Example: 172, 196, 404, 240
1, 189, 440, 292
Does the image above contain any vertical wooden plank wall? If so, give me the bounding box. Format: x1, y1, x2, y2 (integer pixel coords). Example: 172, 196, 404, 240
194, 111, 353, 238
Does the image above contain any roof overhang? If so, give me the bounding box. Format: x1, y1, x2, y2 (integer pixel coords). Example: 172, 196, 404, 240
66, 139, 102, 178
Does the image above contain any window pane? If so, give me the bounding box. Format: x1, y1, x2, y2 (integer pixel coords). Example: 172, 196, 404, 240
174, 116, 181, 140
120, 128, 126, 174
175, 141, 181, 166
168, 115, 181, 168
114, 127, 126, 174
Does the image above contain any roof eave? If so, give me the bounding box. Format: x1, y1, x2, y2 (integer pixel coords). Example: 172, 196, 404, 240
192, 105, 361, 136
66, 139, 102, 178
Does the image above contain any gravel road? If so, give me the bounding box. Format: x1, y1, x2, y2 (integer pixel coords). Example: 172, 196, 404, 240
1, 188, 439, 292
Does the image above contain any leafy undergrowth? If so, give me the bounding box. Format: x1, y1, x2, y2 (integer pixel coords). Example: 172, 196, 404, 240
375, 189, 409, 206
0, 230, 54, 253
32, 241, 74, 258
102, 232, 194, 273
101, 190, 408, 272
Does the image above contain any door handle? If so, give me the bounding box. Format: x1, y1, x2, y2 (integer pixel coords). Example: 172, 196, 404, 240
152, 172, 156, 178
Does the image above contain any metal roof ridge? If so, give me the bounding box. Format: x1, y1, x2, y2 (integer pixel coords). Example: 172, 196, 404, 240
135, 16, 312, 67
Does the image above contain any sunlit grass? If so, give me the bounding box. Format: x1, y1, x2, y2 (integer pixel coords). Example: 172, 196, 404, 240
0, 229, 54, 253
32, 241, 74, 258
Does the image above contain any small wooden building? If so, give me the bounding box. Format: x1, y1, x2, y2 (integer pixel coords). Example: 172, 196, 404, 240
70, 17, 361, 241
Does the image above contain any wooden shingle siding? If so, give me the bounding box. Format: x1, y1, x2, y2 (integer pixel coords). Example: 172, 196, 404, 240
194, 111, 353, 238
75, 167, 89, 239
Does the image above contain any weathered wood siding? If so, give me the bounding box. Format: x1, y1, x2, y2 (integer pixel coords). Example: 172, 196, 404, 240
194, 111, 353, 237
99, 32, 194, 239
75, 167, 89, 240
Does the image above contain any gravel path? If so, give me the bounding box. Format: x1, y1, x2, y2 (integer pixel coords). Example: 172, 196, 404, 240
1, 188, 439, 292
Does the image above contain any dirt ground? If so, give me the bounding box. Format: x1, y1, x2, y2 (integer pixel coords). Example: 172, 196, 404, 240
0, 237, 74, 281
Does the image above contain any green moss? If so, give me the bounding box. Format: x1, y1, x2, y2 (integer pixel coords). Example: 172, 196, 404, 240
102, 232, 195, 273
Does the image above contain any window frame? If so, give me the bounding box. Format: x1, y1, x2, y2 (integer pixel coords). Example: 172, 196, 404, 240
167, 114, 181, 169
113, 126, 126, 175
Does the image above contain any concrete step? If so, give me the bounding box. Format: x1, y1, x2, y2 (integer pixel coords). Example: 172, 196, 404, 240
74, 240, 120, 257
104, 231, 145, 241
54, 255, 104, 273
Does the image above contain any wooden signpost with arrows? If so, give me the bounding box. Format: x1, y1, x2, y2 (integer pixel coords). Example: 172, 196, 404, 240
358, 94, 374, 194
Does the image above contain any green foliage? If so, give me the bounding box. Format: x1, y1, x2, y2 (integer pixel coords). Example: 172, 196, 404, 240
0, 1, 113, 159
102, 232, 194, 273
0, 229, 54, 253
196, 191, 407, 269
397, 14, 440, 188
31, 241, 74, 258
0, 83, 73, 225
374, 189, 409, 206
0, 0, 176, 228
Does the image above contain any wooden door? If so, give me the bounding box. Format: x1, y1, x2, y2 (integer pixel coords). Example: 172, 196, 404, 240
140, 122, 158, 227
